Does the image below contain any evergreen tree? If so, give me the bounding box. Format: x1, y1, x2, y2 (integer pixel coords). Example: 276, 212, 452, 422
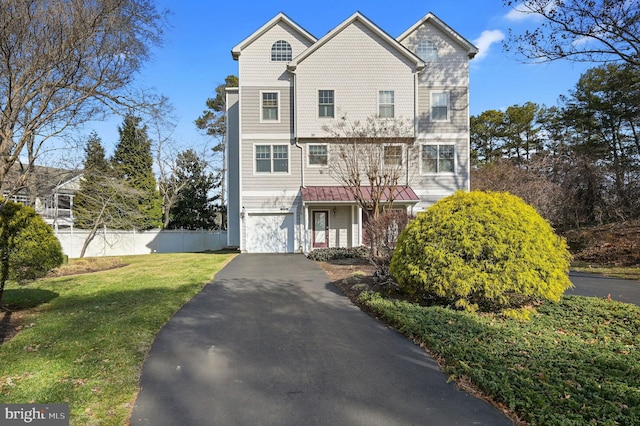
112, 115, 162, 229
168, 149, 220, 230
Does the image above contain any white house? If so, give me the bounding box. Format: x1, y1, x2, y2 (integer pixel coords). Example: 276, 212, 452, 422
226, 12, 477, 253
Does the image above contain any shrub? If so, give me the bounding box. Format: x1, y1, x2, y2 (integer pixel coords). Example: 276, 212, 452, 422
307, 247, 370, 262
390, 191, 572, 311
1, 200, 64, 285
364, 210, 412, 282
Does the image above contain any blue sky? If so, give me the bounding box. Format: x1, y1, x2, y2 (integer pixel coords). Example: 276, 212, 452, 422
82, 0, 593, 161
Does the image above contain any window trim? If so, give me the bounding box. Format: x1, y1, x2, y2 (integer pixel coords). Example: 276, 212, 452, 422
420, 143, 456, 175
383, 144, 403, 167
318, 90, 335, 118
308, 144, 329, 167
416, 40, 438, 62
378, 90, 395, 118
271, 40, 292, 61
260, 91, 280, 123
430, 91, 450, 122
254, 143, 290, 174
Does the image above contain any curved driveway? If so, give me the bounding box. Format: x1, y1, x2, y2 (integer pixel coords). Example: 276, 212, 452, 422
131, 254, 512, 426
568, 271, 640, 305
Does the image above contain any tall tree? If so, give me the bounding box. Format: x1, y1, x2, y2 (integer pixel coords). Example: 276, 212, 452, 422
73, 132, 143, 257
112, 115, 162, 229
167, 149, 220, 230
322, 114, 415, 219
504, 0, 640, 66
195, 75, 239, 209
470, 109, 505, 164
503, 102, 544, 162
0, 0, 167, 209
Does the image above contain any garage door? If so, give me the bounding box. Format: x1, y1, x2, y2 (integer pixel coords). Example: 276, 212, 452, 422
246, 213, 295, 253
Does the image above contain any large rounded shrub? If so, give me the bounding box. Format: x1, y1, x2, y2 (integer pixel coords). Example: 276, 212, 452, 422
1, 200, 64, 284
390, 191, 572, 311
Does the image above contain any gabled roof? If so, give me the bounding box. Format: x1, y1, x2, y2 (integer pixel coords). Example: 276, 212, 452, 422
397, 12, 478, 59
231, 12, 317, 60
287, 12, 425, 72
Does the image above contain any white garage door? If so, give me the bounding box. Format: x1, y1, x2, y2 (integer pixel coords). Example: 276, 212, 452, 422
246, 213, 295, 253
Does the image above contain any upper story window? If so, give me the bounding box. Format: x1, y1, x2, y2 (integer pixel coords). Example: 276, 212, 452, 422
422, 144, 455, 174
261, 92, 279, 122
318, 90, 334, 118
271, 40, 292, 61
416, 40, 438, 62
256, 144, 289, 173
379, 90, 395, 118
308, 144, 328, 166
431, 91, 450, 121
383, 145, 403, 166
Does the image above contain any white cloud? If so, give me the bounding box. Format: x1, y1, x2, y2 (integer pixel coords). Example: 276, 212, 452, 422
473, 30, 505, 61
505, 3, 532, 22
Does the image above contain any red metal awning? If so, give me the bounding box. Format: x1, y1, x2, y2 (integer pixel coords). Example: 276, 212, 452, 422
301, 185, 419, 203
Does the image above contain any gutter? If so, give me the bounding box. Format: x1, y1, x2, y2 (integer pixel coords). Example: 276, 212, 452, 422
291, 69, 305, 188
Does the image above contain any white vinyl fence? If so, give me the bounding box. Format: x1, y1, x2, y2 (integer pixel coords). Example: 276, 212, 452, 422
55, 228, 228, 258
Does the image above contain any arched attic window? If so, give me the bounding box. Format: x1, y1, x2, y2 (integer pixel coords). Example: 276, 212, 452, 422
416, 40, 438, 62
271, 40, 292, 61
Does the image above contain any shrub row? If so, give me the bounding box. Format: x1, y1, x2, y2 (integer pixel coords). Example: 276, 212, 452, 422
307, 246, 370, 262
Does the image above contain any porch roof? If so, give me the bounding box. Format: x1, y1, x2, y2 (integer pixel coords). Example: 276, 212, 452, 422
301, 185, 419, 203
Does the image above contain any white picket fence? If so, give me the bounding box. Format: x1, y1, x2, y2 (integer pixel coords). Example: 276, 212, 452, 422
54, 228, 229, 258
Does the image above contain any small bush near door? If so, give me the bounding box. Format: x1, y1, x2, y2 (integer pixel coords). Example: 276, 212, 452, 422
390, 191, 572, 312
307, 247, 370, 262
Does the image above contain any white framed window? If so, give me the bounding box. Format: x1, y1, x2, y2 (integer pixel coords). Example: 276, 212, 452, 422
431, 91, 450, 122
308, 144, 328, 166
271, 40, 292, 61
421, 144, 455, 174
261, 91, 279, 122
318, 90, 334, 118
379, 90, 395, 118
383, 145, 403, 166
416, 40, 438, 62
255, 144, 289, 173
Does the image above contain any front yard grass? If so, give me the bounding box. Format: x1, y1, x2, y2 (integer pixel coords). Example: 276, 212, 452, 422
0, 252, 235, 425
359, 291, 640, 425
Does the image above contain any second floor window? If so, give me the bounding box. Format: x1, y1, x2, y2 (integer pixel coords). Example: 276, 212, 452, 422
308, 145, 328, 166
379, 91, 395, 118
271, 40, 292, 61
422, 144, 455, 174
256, 145, 289, 173
383, 145, 402, 166
318, 90, 334, 118
431, 91, 450, 121
262, 92, 279, 121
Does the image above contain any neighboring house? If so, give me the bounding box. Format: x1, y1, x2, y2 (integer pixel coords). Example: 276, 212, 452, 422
2, 166, 82, 230
226, 11, 478, 253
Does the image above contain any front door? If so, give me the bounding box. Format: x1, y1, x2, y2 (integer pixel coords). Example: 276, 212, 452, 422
312, 210, 329, 248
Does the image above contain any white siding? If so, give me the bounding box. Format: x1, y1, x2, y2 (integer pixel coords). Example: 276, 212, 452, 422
294, 21, 417, 138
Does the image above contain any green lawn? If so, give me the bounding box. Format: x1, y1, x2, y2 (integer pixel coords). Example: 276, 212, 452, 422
360, 292, 640, 425
0, 252, 235, 425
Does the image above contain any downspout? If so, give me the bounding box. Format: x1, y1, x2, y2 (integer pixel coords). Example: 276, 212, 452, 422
291, 70, 304, 188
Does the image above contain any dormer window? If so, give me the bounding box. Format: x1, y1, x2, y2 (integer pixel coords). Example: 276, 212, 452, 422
271, 40, 292, 61
416, 40, 438, 62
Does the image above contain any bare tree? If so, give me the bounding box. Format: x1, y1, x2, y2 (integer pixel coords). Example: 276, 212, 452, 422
504, 0, 640, 66
0, 0, 167, 208
322, 114, 415, 219
74, 177, 144, 258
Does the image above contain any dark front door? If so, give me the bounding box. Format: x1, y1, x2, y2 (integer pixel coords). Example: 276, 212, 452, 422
312, 210, 329, 248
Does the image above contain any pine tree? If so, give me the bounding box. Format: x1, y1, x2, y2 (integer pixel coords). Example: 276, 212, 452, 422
168, 149, 220, 230
74, 132, 113, 229
112, 115, 162, 229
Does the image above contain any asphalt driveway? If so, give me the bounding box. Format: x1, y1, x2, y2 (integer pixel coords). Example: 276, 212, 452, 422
131, 254, 512, 426
568, 271, 640, 305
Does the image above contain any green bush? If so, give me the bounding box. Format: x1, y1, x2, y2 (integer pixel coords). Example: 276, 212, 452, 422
307, 247, 370, 262
1, 200, 64, 284
390, 191, 572, 311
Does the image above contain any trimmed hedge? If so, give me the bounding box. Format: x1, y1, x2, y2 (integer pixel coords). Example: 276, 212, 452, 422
390, 191, 572, 311
307, 247, 370, 262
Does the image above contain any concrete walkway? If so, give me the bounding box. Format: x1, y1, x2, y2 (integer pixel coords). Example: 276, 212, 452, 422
131, 254, 512, 426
